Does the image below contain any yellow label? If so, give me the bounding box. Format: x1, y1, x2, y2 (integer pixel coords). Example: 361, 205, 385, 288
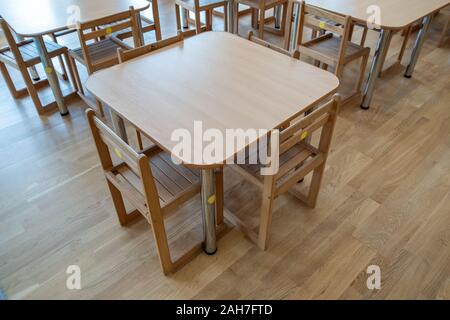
114, 148, 123, 159
207, 195, 216, 205
45, 67, 53, 74
106, 27, 113, 34
319, 21, 326, 29
300, 131, 309, 141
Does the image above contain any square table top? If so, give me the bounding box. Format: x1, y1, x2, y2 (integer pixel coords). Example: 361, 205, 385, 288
307, 0, 449, 30
0, 0, 150, 37
86, 32, 340, 167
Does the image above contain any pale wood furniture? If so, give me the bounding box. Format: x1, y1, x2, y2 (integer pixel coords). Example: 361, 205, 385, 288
174, 0, 229, 33
231, 94, 340, 250
2, 0, 450, 300
86, 31, 340, 254
285, 0, 450, 109
69, 7, 142, 116
0, 19, 77, 115
234, 0, 288, 39
286, 1, 369, 105
0, 0, 150, 115
439, 5, 450, 46
86, 109, 207, 275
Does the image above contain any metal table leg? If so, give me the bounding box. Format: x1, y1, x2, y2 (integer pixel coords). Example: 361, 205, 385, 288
360, 29, 392, 110
404, 15, 432, 78
110, 110, 128, 143
33, 35, 68, 115
228, 0, 234, 33
181, 8, 189, 29
290, 1, 301, 51
274, 5, 282, 29
201, 168, 217, 255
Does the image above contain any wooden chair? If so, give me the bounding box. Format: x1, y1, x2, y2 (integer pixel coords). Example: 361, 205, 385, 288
439, 5, 450, 47
228, 94, 341, 250
69, 6, 141, 115
86, 108, 219, 274
174, 0, 229, 34
285, 1, 370, 105
0, 18, 77, 115
234, 0, 288, 39
101, 0, 163, 43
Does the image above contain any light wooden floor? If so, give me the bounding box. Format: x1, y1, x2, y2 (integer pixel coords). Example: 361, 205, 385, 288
0, 1, 449, 300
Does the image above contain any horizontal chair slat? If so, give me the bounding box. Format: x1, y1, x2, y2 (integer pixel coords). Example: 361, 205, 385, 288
280, 114, 330, 154
84, 21, 133, 41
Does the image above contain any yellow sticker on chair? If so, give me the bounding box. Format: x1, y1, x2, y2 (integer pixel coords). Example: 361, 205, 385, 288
106, 27, 113, 34
45, 67, 53, 74
208, 195, 216, 205
319, 21, 326, 29
114, 148, 123, 159
300, 131, 309, 141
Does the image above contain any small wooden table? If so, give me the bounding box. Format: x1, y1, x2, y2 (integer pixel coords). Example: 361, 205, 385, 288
86, 32, 339, 254
0, 0, 151, 115
288, 0, 450, 109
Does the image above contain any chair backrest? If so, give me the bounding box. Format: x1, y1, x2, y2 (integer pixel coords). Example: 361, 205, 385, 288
118, 31, 185, 63
76, 6, 140, 73
292, 1, 352, 72
0, 18, 27, 67
85, 109, 161, 210
247, 30, 300, 59
273, 94, 340, 193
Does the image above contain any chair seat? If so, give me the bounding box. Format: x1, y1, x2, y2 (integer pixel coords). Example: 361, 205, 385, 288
0, 39, 66, 68
236, 142, 316, 189
70, 38, 129, 67
176, 0, 228, 11
112, 150, 201, 212
303, 34, 370, 65
236, 0, 286, 10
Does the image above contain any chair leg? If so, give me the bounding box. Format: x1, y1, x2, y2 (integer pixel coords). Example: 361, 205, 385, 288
195, 10, 202, 34
280, 3, 288, 35
205, 10, 212, 31
107, 180, 130, 226
175, 4, 182, 31
251, 8, 257, 29
49, 33, 69, 81
233, 2, 239, 34
398, 26, 412, 62
215, 168, 224, 226
360, 26, 368, 46
258, 8, 265, 40
223, 4, 228, 32
306, 163, 326, 208
147, 208, 174, 275
62, 52, 77, 92
0, 61, 22, 98
69, 56, 84, 95
152, 0, 163, 41
258, 175, 275, 250
136, 130, 144, 151
19, 64, 45, 114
